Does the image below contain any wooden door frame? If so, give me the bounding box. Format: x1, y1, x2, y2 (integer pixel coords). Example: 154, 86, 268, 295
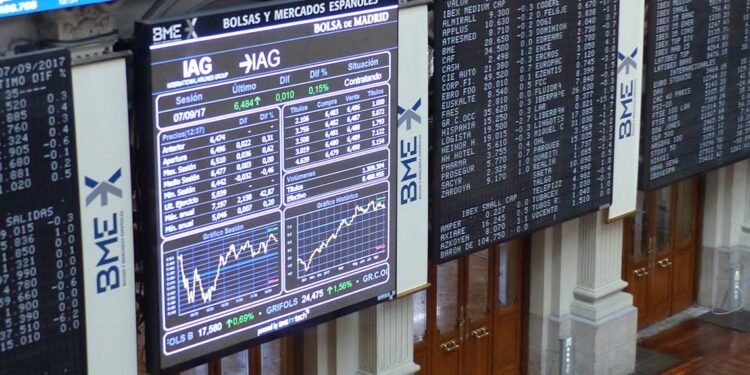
621, 177, 704, 329
418, 240, 530, 375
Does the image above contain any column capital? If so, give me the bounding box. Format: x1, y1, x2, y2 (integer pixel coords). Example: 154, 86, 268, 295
35, 2, 120, 59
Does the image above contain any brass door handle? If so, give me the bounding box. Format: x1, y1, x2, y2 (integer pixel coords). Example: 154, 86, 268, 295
633, 268, 649, 277
657, 259, 673, 268
471, 327, 490, 339
440, 339, 460, 352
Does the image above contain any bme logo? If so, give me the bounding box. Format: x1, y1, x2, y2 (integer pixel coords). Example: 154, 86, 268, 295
398, 99, 422, 205
617, 49, 638, 140
85, 169, 124, 294
153, 18, 198, 42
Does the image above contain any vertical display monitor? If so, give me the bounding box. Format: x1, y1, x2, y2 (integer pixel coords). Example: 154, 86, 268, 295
135, 0, 398, 371
642, 1, 750, 189
0, 50, 87, 373
0, 0, 112, 18
433, 1, 619, 262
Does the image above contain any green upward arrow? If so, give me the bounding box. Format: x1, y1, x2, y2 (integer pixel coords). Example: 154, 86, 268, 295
327, 286, 334, 294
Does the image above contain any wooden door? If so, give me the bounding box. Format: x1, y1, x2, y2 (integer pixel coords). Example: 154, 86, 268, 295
415, 241, 526, 375
432, 260, 462, 375
491, 241, 524, 375
464, 250, 492, 375
623, 178, 701, 329
645, 185, 675, 325
671, 180, 700, 312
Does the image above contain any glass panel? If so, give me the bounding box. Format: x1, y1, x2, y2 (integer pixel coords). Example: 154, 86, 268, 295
497, 242, 519, 307
655, 186, 672, 251
221, 351, 249, 375
261, 339, 282, 374
413, 290, 428, 342
676, 180, 696, 241
467, 249, 489, 320
436, 260, 459, 333
181, 365, 208, 375
633, 191, 646, 260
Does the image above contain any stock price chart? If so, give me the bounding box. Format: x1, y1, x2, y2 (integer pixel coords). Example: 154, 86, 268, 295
0, 50, 87, 374
433, 0, 618, 261
136, 0, 398, 371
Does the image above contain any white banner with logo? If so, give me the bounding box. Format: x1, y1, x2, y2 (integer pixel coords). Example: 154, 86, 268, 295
397, 2, 429, 295
609, 0, 645, 221
73, 57, 137, 374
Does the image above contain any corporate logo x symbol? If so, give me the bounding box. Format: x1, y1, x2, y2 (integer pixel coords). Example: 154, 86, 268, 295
85, 169, 123, 207
185, 18, 198, 39
397, 99, 422, 130
618, 49, 638, 74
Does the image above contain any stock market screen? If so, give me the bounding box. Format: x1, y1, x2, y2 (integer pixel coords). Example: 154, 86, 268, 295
0, 50, 87, 373
643, 1, 750, 189
433, 0, 619, 262
135, 0, 398, 370
0, 0, 111, 18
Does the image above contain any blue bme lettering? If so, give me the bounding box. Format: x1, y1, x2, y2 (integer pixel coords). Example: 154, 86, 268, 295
94, 214, 120, 293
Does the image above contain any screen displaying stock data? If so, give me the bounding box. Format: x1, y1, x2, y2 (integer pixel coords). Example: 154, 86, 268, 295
0, 0, 111, 18
136, 0, 398, 369
0, 50, 87, 373
643, 1, 750, 189
433, 0, 619, 262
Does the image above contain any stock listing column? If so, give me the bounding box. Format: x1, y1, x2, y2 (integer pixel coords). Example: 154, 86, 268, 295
569, 0, 617, 207
520, 1, 571, 230
0, 50, 87, 374
482, 2, 514, 245
435, 0, 483, 257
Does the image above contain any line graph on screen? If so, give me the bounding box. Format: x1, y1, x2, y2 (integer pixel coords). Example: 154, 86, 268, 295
170, 223, 282, 316
292, 193, 388, 279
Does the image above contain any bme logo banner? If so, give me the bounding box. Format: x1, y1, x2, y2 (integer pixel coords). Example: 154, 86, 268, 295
85, 170, 125, 293
72, 57, 137, 374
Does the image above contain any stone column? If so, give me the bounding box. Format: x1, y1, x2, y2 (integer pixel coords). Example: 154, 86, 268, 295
699, 161, 750, 311
570, 211, 636, 375
528, 220, 579, 375
357, 296, 420, 375
302, 322, 336, 375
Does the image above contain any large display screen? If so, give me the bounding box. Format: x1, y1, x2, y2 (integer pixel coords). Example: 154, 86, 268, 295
432, 1, 619, 262
0, 49, 87, 373
0, 0, 111, 18
642, 1, 750, 189
135, 0, 398, 371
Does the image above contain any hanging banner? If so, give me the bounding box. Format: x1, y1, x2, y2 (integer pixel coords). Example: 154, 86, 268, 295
609, 0, 645, 221
73, 57, 137, 375
397, 1, 429, 295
